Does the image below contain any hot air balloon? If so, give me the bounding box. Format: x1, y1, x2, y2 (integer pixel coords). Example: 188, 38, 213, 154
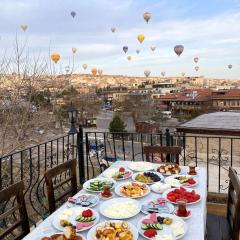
143, 12, 152, 23
150, 46, 156, 51
82, 64, 88, 70
144, 70, 151, 77
195, 66, 199, 72
127, 56, 132, 61
174, 45, 184, 56
72, 48, 77, 54
123, 46, 128, 53
51, 52, 60, 64
194, 57, 199, 63
65, 66, 70, 74
136, 49, 140, 54
91, 68, 97, 76
228, 64, 233, 69
111, 27, 116, 33
98, 69, 103, 75
181, 72, 185, 77
21, 25, 28, 32
137, 34, 145, 44
161, 72, 166, 77
71, 11, 76, 18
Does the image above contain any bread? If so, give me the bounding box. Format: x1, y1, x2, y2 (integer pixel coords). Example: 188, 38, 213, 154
63, 226, 77, 240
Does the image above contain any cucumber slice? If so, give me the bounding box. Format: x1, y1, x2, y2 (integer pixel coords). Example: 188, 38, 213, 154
141, 224, 149, 230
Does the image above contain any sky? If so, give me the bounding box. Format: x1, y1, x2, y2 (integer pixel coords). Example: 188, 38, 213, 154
1, 0, 240, 78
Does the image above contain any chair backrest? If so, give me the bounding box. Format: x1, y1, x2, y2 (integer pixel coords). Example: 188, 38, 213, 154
144, 146, 181, 164
44, 159, 78, 213
227, 167, 240, 240
0, 181, 30, 240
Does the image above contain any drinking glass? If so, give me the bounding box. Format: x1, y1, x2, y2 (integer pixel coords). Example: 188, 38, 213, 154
176, 199, 187, 217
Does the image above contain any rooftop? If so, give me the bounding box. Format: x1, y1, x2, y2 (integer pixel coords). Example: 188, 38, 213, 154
177, 111, 240, 134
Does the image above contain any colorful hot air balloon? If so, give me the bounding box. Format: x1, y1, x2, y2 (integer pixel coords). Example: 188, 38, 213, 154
195, 66, 199, 72
123, 46, 128, 53
65, 66, 70, 74
111, 27, 116, 33
127, 56, 132, 61
194, 57, 199, 63
136, 49, 140, 54
143, 12, 152, 23
21, 25, 28, 32
144, 70, 151, 77
71, 11, 76, 18
51, 52, 60, 64
91, 68, 97, 76
174, 45, 184, 56
72, 48, 77, 54
82, 64, 88, 70
150, 46, 156, 51
228, 64, 233, 69
98, 69, 103, 76
161, 71, 166, 77
137, 34, 145, 44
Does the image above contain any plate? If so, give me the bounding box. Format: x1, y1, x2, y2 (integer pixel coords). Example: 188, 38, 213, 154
163, 187, 201, 205
52, 207, 99, 232
141, 198, 175, 215
132, 171, 164, 185
164, 175, 198, 188
83, 177, 116, 193
115, 181, 150, 199
87, 220, 139, 240
128, 161, 154, 172
137, 213, 187, 240
102, 167, 133, 180
67, 194, 99, 208
151, 182, 171, 194
41, 233, 86, 240
99, 197, 141, 219
155, 164, 181, 176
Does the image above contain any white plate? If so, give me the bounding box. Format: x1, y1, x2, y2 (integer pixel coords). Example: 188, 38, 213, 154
164, 175, 198, 188
128, 161, 154, 172
87, 220, 139, 240
115, 181, 150, 199
67, 194, 99, 208
52, 207, 99, 232
132, 171, 164, 185
163, 187, 202, 205
102, 167, 133, 180
154, 164, 182, 176
151, 182, 171, 194
137, 213, 187, 240
83, 177, 116, 193
40, 233, 86, 240
141, 198, 175, 215
99, 197, 141, 219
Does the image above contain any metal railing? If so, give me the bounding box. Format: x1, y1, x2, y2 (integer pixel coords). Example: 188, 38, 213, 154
1, 127, 240, 226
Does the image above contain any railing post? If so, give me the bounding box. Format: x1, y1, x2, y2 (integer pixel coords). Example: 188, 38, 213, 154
77, 125, 85, 184
165, 128, 170, 162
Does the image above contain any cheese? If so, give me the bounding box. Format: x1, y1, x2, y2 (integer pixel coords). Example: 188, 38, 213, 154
154, 234, 173, 240
171, 222, 185, 237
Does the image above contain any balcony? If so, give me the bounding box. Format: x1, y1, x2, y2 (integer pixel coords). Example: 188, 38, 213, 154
0, 128, 236, 227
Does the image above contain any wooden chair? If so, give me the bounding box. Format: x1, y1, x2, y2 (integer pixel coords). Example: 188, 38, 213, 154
0, 181, 30, 240
144, 146, 181, 164
206, 167, 240, 240
44, 159, 78, 213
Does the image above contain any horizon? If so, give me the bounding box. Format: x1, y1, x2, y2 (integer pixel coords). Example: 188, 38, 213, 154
1, 0, 240, 79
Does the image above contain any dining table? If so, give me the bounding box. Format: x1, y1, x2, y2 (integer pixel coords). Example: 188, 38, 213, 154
23, 160, 207, 240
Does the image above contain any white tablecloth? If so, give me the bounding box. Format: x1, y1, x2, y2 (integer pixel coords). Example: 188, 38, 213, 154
23, 161, 207, 240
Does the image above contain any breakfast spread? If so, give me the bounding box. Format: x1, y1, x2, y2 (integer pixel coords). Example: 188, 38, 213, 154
41, 226, 83, 240
134, 172, 162, 184
103, 167, 132, 180
129, 161, 153, 172
156, 164, 181, 175
86, 179, 114, 192
165, 175, 197, 187
119, 182, 149, 198
151, 183, 171, 194
94, 221, 134, 240
67, 194, 98, 207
